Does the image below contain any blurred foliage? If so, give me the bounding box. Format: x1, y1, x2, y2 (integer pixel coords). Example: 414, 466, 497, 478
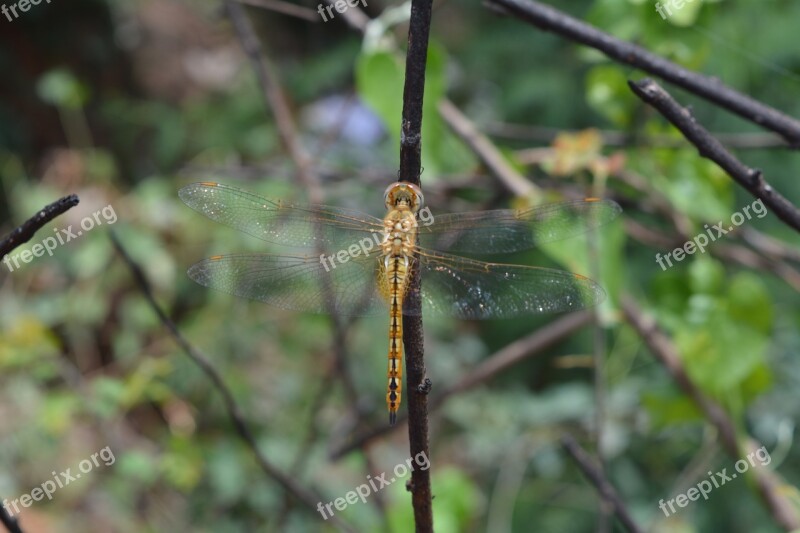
1, 0, 800, 532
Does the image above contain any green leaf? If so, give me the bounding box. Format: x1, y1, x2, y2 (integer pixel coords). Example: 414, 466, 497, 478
727, 273, 773, 334
642, 387, 702, 428
356, 42, 473, 176
675, 309, 768, 396
356, 50, 403, 145
388, 468, 479, 533
585, 66, 636, 126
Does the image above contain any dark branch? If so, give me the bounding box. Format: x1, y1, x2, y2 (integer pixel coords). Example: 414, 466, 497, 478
399, 2, 435, 530
561, 434, 643, 533
0, 195, 79, 258
398, 0, 433, 186
628, 79, 800, 234
485, 0, 800, 147
0, 507, 23, 533
109, 231, 356, 533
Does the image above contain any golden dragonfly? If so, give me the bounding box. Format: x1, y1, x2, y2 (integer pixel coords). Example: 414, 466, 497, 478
180, 181, 621, 424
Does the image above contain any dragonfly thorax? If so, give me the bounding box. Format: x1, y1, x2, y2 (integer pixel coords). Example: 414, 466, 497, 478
382, 208, 418, 257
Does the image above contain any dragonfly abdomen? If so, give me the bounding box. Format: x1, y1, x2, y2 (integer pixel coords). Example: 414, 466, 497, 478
386, 254, 411, 425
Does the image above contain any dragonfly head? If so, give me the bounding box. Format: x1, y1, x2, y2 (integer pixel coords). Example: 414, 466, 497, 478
384, 182, 424, 213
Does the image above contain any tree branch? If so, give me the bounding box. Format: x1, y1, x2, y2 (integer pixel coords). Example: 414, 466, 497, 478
484, 0, 800, 147
0, 194, 79, 258
561, 434, 643, 533
0, 507, 23, 533
398, 0, 435, 530
628, 79, 800, 234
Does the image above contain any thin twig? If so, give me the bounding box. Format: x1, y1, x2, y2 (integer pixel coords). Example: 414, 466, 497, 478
484, 0, 800, 147
398, 0, 435, 530
740, 227, 800, 265
628, 79, 800, 234
109, 231, 357, 533
561, 434, 644, 533
490, 123, 790, 150
622, 218, 800, 291
222, 0, 390, 521
330, 311, 593, 458
621, 296, 800, 531
233, 0, 319, 21
0, 194, 79, 258
224, 0, 321, 202
439, 100, 538, 197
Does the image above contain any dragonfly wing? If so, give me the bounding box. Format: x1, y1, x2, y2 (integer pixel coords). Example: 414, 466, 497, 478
416, 199, 621, 254
403, 250, 605, 319
188, 253, 386, 316
179, 182, 384, 250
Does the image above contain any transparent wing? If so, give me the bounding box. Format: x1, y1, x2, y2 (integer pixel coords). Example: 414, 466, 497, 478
179, 182, 384, 249
416, 199, 621, 254
187, 250, 602, 319
187, 252, 386, 317
403, 250, 605, 319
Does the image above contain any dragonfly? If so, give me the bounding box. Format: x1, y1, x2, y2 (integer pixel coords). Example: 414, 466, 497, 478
180, 181, 621, 424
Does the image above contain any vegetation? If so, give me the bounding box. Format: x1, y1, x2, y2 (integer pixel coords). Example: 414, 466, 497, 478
1, 0, 800, 531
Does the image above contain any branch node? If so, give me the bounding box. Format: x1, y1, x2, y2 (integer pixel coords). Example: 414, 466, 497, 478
417, 378, 433, 394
